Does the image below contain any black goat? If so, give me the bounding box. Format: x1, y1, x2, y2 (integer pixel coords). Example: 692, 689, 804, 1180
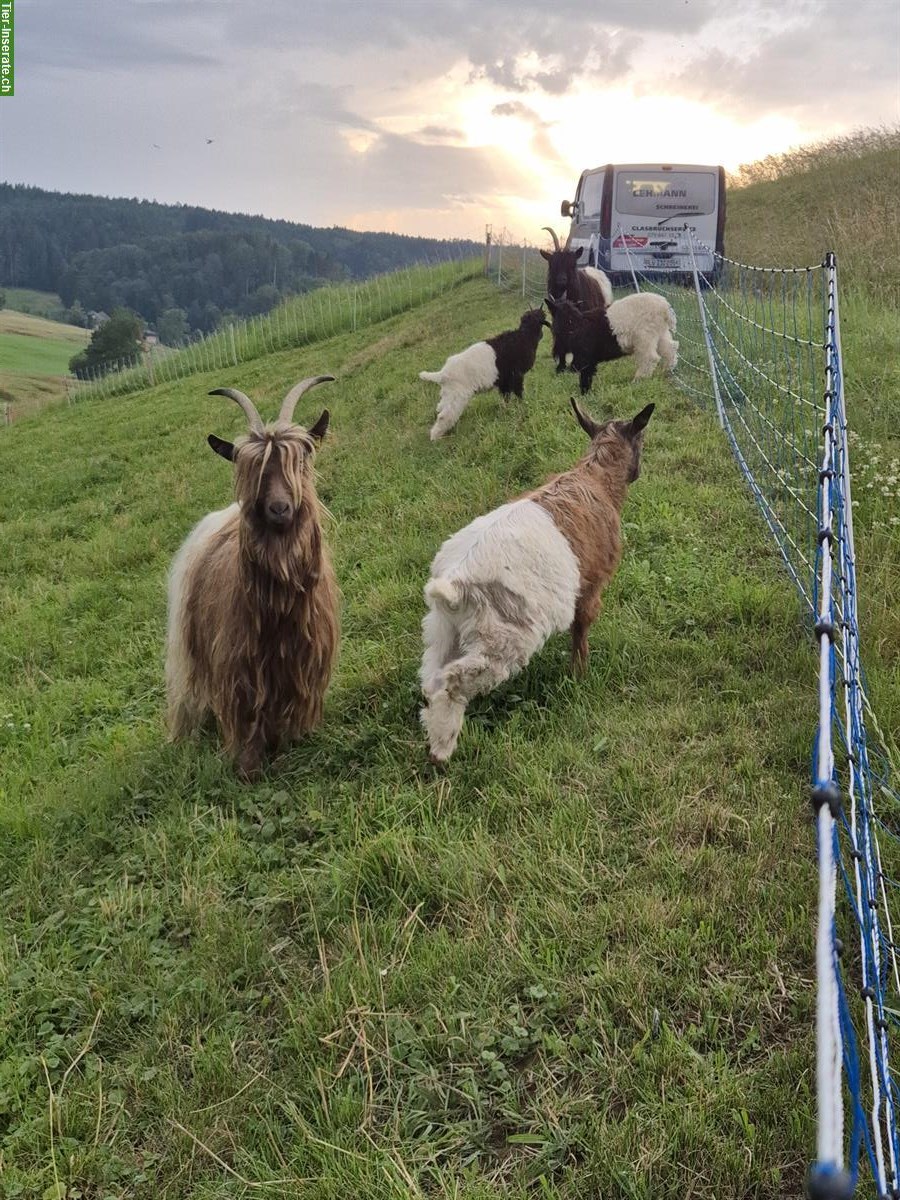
546, 292, 678, 392
540, 227, 613, 372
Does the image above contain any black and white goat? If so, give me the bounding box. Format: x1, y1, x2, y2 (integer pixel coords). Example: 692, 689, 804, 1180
420, 306, 550, 440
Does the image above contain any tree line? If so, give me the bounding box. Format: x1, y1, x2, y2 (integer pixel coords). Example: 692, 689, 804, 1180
0, 184, 480, 339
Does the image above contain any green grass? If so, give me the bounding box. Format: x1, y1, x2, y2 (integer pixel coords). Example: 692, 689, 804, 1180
0, 330, 83, 377
0, 287, 65, 319
74, 260, 479, 407
1, 270, 858, 1199
727, 130, 900, 304
0, 310, 89, 422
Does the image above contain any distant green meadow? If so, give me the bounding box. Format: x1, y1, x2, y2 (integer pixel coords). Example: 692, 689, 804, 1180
1, 287, 64, 318
0, 243, 897, 1192
0, 327, 82, 376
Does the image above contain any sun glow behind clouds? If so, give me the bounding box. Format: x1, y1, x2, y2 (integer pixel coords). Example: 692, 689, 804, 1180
453, 81, 808, 237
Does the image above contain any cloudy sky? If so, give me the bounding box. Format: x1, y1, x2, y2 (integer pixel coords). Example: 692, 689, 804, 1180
1, 0, 897, 240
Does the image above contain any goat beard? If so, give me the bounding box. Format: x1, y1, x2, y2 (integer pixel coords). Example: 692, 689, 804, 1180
221, 496, 338, 754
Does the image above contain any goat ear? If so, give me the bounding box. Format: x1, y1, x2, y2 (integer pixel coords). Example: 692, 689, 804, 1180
207, 434, 235, 461
307, 409, 330, 442
539, 249, 552, 261
570, 396, 601, 438
628, 403, 655, 433
572, 246, 584, 262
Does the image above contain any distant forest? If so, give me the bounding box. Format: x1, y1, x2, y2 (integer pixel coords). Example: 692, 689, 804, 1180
0, 184, 480, 336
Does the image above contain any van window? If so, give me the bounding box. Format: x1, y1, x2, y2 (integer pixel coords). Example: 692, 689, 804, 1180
578, 171, 605, 218
615, 171, 716, 217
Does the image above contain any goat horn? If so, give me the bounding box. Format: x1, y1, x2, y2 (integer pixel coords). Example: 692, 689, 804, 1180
278, 375, 336, 426
542, 226, 561, 251
209, 387, 266, 435
570, 396, 601, 438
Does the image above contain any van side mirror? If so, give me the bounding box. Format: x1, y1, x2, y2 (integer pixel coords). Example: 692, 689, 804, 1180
561, 200, 573, 218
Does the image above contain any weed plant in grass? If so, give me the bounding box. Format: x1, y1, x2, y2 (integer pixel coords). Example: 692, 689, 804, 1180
0, 270, 896, 1197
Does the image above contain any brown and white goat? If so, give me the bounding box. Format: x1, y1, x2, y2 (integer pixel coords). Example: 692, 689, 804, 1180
419, 399, 654, 762
166, 376, 339, 778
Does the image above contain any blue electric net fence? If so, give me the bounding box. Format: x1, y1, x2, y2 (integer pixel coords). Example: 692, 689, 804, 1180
489, 229, 900, 1192
627, 239, 900, 1196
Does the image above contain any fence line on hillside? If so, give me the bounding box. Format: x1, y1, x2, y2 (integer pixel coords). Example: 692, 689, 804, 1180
486, 230, 900, 1195
49, 257, 479, 412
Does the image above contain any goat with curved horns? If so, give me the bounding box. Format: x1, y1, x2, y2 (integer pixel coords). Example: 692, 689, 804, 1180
540, 226, 613, 373
166, 375, 340, 778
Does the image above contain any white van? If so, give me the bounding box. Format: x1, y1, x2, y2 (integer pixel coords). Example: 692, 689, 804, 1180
560, 163, 726, 282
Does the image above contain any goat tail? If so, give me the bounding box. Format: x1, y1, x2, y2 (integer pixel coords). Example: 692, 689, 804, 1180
419, 369, 443, 384
425, 576, 465, 612
666, 302, 677, 333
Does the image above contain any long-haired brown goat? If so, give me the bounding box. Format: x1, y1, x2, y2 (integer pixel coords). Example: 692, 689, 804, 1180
166, 375, 339, 778
420, 399, 654, 763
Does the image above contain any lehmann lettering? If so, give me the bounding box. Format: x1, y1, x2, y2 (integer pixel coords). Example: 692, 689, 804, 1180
633, 188, 689, 198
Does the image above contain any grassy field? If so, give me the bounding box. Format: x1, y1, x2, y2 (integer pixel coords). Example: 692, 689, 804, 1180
5, 267, 890, 1199
1, 287, 66, 319
726, 130, 900, 304
1, 126, 898, 1193
0, 308, 89, 422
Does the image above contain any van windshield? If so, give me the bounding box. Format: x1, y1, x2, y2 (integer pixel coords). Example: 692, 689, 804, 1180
615, 171, 716, 217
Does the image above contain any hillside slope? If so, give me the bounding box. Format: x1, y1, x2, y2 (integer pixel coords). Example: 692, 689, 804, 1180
0, 183, 481, 332
727, 144, 900, 302
0, 273, 876, 1197
0, 308, 90, 419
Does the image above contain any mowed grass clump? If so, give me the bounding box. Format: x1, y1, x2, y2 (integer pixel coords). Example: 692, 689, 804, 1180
0, 274, 839, 1198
